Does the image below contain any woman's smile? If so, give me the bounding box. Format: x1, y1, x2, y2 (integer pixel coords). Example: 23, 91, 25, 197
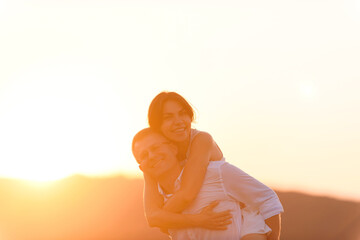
160, 100, 191, 143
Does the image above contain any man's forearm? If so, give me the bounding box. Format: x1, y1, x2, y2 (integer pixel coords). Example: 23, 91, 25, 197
265, 214, 281, 240
147, 209, 200, 229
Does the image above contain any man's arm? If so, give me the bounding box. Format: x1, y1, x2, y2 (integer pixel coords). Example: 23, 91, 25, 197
265, 214, 281, 240
220, 162, 284, 219
220, 162, 284, 238
143, 173, 166, 220
148, 201, 232, 230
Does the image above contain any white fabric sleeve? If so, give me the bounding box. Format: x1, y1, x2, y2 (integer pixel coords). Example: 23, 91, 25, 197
220, 162, 284, 219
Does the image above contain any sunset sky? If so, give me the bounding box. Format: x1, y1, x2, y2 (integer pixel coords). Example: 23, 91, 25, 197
0, 0, 359, 201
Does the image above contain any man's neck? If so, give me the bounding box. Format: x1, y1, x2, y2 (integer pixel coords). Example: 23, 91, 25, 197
157, 165, 182, 194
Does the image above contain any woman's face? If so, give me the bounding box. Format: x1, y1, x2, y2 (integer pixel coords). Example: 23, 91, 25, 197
160, 100, 191, 143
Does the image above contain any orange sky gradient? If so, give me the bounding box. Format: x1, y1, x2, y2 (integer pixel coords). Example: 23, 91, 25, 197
0, 0, 359, 202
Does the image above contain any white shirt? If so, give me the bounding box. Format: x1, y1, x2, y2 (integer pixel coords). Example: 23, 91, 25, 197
159, 159, 284, 240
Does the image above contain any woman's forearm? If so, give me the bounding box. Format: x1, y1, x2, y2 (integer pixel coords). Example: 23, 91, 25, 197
162, 181, 203, 213
163, 132, 213, 213
143, 174, 208, 229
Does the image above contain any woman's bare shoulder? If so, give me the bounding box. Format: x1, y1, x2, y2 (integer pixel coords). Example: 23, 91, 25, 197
191, 130, 214, 144
191, 129, 223, 160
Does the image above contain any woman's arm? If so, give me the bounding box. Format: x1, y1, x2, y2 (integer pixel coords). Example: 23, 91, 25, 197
143, 173, 232, 229
163, 132, 215, 213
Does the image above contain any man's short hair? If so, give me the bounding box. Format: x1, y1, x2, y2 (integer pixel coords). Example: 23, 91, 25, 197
131, 128, 158, 158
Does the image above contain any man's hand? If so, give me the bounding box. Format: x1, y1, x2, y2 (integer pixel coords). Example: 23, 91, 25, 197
196, 201, 232, 230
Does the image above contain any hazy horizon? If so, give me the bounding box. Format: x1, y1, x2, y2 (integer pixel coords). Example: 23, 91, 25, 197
1, 173, 358, 203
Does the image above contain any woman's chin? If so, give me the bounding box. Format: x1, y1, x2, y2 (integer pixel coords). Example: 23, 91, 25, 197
168, 132, 189, 143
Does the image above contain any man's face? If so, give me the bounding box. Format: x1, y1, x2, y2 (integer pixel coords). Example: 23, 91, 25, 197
133, 133, 178, 178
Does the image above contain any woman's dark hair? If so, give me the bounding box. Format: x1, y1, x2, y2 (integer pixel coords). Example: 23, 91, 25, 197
148, 91, 195, 131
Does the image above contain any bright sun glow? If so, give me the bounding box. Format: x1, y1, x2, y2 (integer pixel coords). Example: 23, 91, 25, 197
299, 82, 317, 98
0, 61, 136, 182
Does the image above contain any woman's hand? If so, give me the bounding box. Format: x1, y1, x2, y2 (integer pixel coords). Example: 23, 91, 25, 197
196, 201, 232, 230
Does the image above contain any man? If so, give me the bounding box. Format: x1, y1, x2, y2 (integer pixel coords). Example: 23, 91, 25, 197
132, 128, 283, 240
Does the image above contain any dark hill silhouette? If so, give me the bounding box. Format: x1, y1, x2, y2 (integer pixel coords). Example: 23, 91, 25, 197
278, 191, 359, 240
0, 175, 358, 240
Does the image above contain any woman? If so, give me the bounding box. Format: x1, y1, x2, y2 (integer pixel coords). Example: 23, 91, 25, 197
144, 91, 282, 240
